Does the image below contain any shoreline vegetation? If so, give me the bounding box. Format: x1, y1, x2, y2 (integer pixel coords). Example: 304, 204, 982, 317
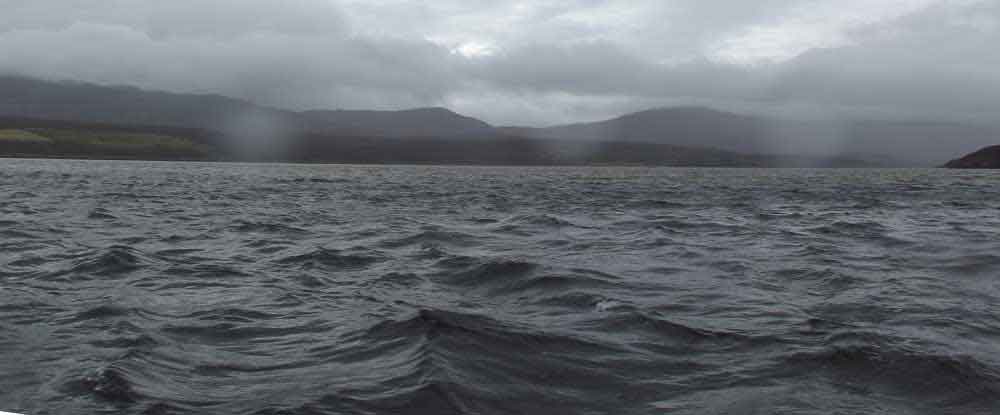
0, 128, 210, 161
2, 116, 996, 168
0, 116, 889, 168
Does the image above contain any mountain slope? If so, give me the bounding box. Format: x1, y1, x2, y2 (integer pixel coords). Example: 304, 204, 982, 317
0, 76, 494, 139
504, 107, 768, 154
300, 107, 492, 138
944, 145, 1000, 169
0, 76, 272, 131
505, 107, 1000, 166
3, 76, 996, 166
3, 115, 876, 166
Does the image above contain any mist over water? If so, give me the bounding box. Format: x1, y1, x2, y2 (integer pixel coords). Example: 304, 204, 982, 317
219, 110, 294, 161
2, 160, 1000, 414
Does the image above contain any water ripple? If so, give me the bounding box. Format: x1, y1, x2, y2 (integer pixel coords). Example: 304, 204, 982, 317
1, 161, 999, 414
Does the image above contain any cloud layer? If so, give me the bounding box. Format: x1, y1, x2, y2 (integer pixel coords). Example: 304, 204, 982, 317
0, 0, 996, 125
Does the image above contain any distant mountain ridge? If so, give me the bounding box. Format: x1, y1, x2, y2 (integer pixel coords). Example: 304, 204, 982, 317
2, 75, 998, 166
0, 76, 494, 139
0, 76, 266, 130
299, 107, 492, 138
0, 114, 880, 167
505, 107, 1000, 166
501, 107, 766, 154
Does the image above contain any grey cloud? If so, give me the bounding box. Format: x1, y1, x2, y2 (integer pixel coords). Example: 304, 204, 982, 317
459, 0, 1000, 123
761, 1, 1000, 120
467, 42, 767, 99
0, 1, 459, 110
0, 0, 997, 125
0, 0, 346, 37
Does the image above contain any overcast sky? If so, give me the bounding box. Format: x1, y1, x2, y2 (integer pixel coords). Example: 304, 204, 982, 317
0, 0, 996, 125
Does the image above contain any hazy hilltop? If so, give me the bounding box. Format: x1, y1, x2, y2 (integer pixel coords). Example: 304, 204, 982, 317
0, 76, 495, 140
1, 76, 997, 166
504, 107, 1000, 166
502, 107, 766, 153
299, 108, 493, 138
0, 76, 270, 132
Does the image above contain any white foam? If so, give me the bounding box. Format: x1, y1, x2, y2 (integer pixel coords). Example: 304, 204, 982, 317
595, 299, 621, 312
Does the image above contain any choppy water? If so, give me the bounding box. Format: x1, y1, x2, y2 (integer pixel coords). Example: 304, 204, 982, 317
2, 159, 1000, 414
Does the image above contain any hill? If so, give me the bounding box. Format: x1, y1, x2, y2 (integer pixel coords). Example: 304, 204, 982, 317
505, 108, 1000, 166
944, 145, 1000, 169
299, 108, 492, 138
0, 76, 495, 140
3, 76, 995, 166
0, 116, 879, 167
502, 107, 765, 152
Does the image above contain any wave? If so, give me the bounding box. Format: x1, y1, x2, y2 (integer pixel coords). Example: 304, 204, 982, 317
182, 308, 281, 323
161, 319, 331, 345
652, 218, 748, 234
436, 258, 540, 287
285, 177, 349, 184
378, 229, 482, 249
7, 163, 1000, 414
161, 264, 250, 279
79, 366, 138, 403
88, 334, 159, 350
627, 199, 689, 209
580, 310, 770, 354
304, 308, 632, 413
808, 220, 889, 237
88, 207, 117, 220
276, 247, 385, 271
932, 253, 1000, 276
80, 246, 148, 274
230, 220, 309, 235
72, 304, 136, 321
9, 191, 37, 199
37, 245, 152, 281
491, 214, 587, 235
789, 330, 1000, 405
362, 272, 427, 289
0, 229, 42, 239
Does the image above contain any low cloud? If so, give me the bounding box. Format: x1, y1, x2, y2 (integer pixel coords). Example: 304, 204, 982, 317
0, 0, 996, 125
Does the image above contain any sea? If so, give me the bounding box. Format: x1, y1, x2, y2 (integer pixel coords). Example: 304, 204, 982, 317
1, 159, 999, 415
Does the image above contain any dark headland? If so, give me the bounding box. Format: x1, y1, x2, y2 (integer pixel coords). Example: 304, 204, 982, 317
944, 145, 1000, 169
3, 76, 998, 167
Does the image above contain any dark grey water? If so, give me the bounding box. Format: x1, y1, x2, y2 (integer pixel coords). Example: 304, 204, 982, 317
2, 159, 1000, 415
